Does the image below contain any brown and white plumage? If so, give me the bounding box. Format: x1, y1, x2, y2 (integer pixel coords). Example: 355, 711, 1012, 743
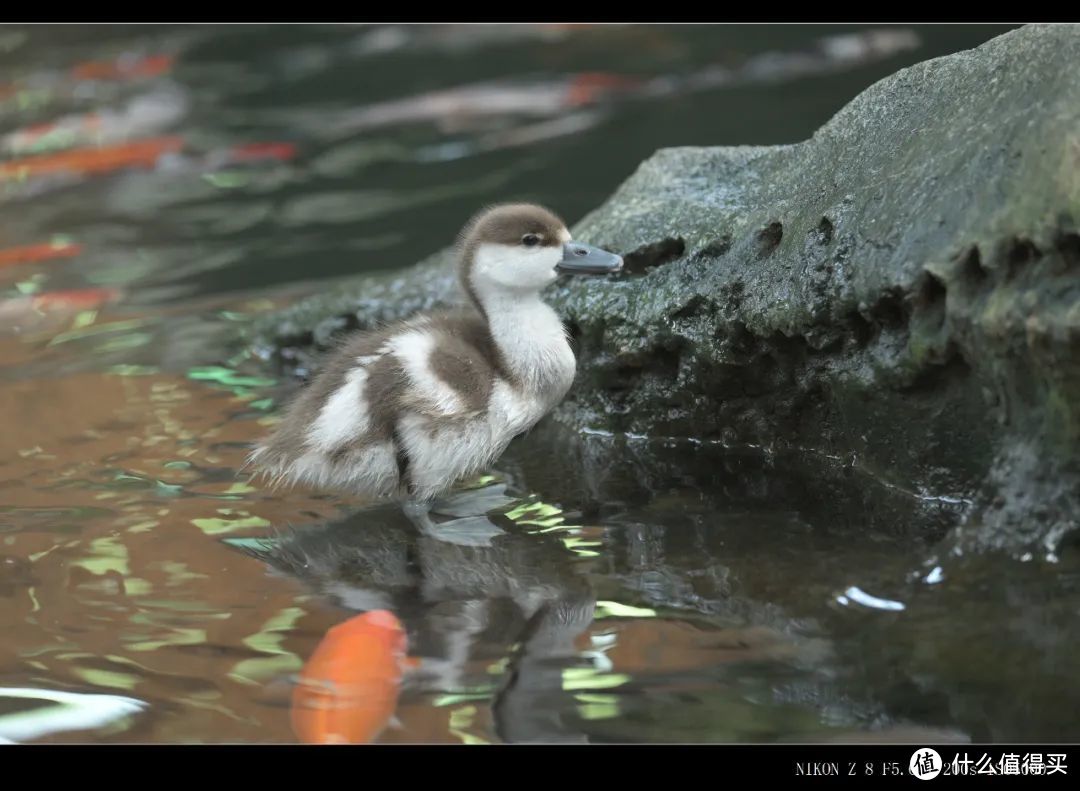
249, 203, 622, 516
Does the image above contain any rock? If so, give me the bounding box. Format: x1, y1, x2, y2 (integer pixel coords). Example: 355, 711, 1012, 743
245, 24, 1080, 555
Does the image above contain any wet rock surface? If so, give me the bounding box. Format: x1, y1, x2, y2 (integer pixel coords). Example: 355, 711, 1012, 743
246, 25, 1080, 555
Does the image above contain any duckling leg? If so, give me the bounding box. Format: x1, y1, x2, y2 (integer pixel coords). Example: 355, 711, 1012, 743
401, 499, 504, 548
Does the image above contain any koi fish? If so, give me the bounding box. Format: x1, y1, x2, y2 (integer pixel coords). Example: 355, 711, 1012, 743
1, 86, 189, 157
329, 74, 641, 136
70, 54, 175, 82
29, 287, 121, 311
291, 609, 419, 744
0, 239, 83, 268
563, 72, 646, 108
327, 29, 920, 138
225, 141, 298, 165
0, 136, 185, 181
346, 23, 627, 57
0, 53, 178, 117
0, 137, 296, 199
0, 288, 122, 332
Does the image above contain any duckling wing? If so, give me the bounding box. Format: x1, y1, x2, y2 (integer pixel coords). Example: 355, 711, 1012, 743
385, 325, 495, 422
382, 322, 513, 502
247, 328, 403, 495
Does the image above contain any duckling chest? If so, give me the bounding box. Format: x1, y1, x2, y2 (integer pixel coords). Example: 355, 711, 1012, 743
487, 300, 576, 406
488, 335, 576, 439
488, 378, 566, 444
497, 343, 573, 414
495, 339, 576, 434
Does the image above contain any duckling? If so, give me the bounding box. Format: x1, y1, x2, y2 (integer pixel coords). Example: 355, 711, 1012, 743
250, 203, 622, 543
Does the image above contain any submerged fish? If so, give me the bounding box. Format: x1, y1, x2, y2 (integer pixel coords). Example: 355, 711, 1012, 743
223, 141, 298, 166
326, 29, 921, 139
346, 23, 628, 57
69, 53, 175, 82
0, 84, 190, 157
0, 136, 186, 181
329, 74, 641, 136
0, 136, 296, 200
0, 288, 123, 331
29, 287, 122, 311
291, 609, 419, 744
0, 53, 179, 117
0, 239, 82, 268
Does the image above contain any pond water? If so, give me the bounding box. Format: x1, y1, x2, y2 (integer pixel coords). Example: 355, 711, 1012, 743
6, 23, 1078, 745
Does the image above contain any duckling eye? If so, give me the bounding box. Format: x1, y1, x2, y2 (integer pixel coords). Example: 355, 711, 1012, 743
521, 234, 541, 247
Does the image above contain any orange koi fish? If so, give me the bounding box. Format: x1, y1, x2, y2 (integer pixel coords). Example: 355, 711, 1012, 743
564, 72, 645, 108
291, 610, 419, 744
70, 54, 175, 82
227, 141, 297, 164
30, 287, 121, 311
331, 74, 644, 136
0, 288, 121, 333
0, 240, 82, 268
0, 54, 176, 112
2, 86, 189, 158
0, 136, 185, 181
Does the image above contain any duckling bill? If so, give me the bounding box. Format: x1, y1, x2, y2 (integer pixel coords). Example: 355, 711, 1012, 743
250, 203, 621, 541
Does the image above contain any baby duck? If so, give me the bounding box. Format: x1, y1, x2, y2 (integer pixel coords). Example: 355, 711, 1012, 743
250, 203, 622, 542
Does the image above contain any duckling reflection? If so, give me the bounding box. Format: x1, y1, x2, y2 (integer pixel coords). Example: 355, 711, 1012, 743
237, 484, 596, 744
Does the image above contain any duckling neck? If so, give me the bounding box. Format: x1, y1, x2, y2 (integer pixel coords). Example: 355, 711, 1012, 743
477, 290, 575, 397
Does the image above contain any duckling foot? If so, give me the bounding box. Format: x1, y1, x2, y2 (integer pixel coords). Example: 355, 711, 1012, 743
430, 483, 515, 518
423, 516, 506, 547
402, 500, 505, 547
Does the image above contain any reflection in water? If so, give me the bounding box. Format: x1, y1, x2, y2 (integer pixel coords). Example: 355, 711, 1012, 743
237, 487, 600, 743
0, 297, 356, 743
0, 687, 146, 743
228, 450, 984, 743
